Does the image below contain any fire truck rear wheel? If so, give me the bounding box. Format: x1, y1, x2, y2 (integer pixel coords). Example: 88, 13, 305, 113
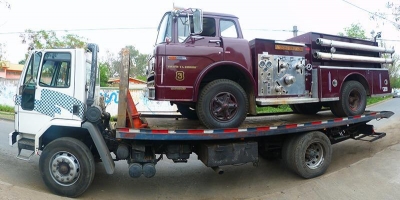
332, 81, 366, 117
177, 104, 198, 120
197, 79, 248, 129
293, 103, 322, 115
39, 137, 95, 197
289, 105, 300, 113
289, 131, 332, 179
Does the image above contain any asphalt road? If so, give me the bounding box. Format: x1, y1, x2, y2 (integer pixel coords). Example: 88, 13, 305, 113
0, 98, 399, 199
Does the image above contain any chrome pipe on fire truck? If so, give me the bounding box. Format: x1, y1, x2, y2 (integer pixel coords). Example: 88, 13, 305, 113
316, 38, 395, 54
313, 52, 394, 63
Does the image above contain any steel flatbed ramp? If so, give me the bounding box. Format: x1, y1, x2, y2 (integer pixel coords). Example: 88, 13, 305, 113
116, 111, 393, 140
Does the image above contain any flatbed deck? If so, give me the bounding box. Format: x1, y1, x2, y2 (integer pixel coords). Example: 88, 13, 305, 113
116, 110, 393, 140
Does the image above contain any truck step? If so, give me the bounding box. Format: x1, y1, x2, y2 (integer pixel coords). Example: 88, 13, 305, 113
16, 138, 35, 161
354, 132, 386, 142
255, 97, 319, 106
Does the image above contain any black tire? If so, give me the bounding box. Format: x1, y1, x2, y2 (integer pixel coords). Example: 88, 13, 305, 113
177, 104, 198, 120
289, 105, 300, 113
293, 103, 322, 115
281, 135, 298, 170
196, 79, 248, 129
329, 101, 344, 117
39, 137, 95, 197
289, 131, 332, 179
332, 81, 366, 117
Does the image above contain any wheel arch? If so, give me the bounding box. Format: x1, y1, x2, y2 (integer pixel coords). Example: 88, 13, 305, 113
39, 126, 93, 151
193, 61, 257, 115
38, 121, 115, 175
343, 73, 371, 96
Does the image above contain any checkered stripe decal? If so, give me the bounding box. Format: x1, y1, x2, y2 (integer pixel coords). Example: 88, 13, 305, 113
15, 89, 85, 119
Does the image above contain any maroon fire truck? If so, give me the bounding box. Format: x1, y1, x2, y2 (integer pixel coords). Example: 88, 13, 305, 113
146, 8, 394, 129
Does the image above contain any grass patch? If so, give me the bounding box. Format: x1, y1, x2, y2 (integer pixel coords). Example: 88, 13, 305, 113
256, 96, 392, 114
256, 105, 292, 114
366, 96, 392, 105
0, 105, 13, 113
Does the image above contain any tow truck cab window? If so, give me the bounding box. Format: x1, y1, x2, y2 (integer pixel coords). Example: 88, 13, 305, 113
23, 52, 42, 85
21, 52, 42, 110
39, 52, 71, 88
220, 19, 238, 38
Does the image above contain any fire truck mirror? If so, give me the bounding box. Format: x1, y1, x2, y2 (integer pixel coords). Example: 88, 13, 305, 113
192, 9, 203, 34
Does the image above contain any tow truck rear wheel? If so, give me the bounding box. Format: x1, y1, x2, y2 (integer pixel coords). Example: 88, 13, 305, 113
281, 135, 299, 170
331, 80, 366, 117
197, 79, 248, 129
286, 131, 332, 179
39, 137, 95, 197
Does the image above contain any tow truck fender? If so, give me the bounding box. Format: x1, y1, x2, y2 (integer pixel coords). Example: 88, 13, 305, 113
34, 119, 83, 149
82, 122, 115, 174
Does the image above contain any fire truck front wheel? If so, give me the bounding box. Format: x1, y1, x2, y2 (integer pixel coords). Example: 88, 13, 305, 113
39, 137, 95, 197
197, 79, 248, 129
177, 104, 198, 120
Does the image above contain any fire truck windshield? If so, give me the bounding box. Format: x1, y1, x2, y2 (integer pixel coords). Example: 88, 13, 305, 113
156, 13, 172, 44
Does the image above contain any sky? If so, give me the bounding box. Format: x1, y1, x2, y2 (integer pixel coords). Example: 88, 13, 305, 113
0, 0, 398, 63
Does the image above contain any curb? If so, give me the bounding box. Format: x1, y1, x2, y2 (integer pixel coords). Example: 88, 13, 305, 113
367, 96, 393, 108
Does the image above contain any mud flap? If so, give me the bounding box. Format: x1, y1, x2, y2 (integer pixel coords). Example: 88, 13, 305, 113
82, 122, 115, 174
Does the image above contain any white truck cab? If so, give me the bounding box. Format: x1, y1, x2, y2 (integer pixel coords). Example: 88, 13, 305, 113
9, 44, 112, 162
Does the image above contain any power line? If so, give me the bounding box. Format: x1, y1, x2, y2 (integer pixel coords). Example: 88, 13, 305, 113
244, 28, 296, 32
0, 27, 158, 35
1, 26, 400, 43
341, 0, 399, 26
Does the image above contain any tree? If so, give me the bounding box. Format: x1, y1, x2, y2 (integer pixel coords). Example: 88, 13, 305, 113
385, 54, 400, 88
338, 23, 367, 39
18, 59, 25, 65
370, 2, 400, 30
0, 43, 6, 68
340, 23, 400, 88
123, 45, 149, 79
104, 46, 149, 81
99, 62, 110, 87
19, 30, 87, 57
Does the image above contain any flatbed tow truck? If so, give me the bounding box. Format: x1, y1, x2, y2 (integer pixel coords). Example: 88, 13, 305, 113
8, 43, 393, 197
8, 6, 395, 197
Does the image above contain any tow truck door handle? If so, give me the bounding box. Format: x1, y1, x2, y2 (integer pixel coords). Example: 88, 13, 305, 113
209, 40, 221, 45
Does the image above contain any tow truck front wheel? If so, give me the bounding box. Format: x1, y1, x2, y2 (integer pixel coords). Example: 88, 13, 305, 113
197, 79, 248, 129
39, 137, 95, 197
286, 131, 332, 179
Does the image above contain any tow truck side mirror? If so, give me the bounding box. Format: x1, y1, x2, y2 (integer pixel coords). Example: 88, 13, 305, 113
192, 9, 203, 35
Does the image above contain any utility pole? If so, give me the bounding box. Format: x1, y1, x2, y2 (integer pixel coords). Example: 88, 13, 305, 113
293, 26, 298, 37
